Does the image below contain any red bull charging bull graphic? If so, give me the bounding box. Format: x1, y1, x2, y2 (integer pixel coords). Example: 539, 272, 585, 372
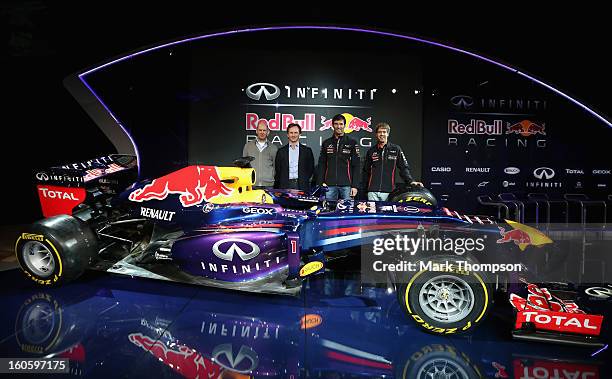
319, 113, 372, 133
496, 220, 553, 251
505, 120, 546, 137
129, 166, 232, 207
128, 333, 223, 378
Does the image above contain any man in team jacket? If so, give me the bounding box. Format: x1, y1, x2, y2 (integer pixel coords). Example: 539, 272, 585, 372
361, 122, 423, 201
317, 114, 361, 200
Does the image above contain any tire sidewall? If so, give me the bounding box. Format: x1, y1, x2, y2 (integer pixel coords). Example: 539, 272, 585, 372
15, 231, 66, 286
15, 215, 96, 286
398, 345, 482, 379
400, 267, 490, 334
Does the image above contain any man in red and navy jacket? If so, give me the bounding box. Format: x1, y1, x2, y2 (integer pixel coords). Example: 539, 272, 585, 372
317, 114, 361, 200
361, 122, 423, 201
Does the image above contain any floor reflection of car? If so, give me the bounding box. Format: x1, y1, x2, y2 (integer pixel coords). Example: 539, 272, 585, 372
0, 269, 607, 378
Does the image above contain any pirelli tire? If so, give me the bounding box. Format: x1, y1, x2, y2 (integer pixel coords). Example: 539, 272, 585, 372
15, 215, 98, 286
399, 259, 491, 335
397, 344, 483, 379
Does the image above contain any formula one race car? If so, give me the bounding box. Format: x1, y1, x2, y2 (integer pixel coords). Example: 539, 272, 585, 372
15, 154, 607, 346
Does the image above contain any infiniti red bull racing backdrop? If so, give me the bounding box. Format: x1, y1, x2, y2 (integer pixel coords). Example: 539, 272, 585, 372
186, 40, 423, 175
78, 28, 611, 213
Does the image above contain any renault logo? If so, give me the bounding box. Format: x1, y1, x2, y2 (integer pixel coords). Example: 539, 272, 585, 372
213, 238, 260, 261
211, 343, 259, 373
245, 83, 280, 101
450, 95, 474, 110
533, 167, 555, 180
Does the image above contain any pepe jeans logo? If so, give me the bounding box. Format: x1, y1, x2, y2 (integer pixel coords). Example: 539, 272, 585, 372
212, 238, 260, 261
533, 167, 555, 180
245, 83, 280, 101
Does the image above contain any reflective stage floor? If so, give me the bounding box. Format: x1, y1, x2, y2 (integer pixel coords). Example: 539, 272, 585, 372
0, 267, 609, 378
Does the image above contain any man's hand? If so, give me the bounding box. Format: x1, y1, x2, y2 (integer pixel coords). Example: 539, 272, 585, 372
350, 187, 358, 197
410, 181, 424, 187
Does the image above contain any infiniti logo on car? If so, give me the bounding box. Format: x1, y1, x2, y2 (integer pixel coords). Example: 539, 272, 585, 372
211, 343, 259, 373
245, 83, 280, 101
213, 238, 260, 261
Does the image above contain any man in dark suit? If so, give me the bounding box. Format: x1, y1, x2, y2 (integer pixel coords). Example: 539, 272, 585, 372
274, 123, 315, 191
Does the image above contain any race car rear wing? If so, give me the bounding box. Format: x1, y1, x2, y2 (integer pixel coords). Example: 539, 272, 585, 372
34, 154, 137, 218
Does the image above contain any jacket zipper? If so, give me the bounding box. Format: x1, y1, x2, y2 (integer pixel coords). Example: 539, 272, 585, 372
335, 137, 340, 186
379, 145, 385, 192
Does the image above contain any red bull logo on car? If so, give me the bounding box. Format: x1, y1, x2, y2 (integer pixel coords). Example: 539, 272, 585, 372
497, 219, 553, 251
129, 166, 232, 207
320, 113, 372, 133
128, 333, 223, 378
506, 120, 546, 137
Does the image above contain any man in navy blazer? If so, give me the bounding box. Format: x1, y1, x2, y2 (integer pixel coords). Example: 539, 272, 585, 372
274, 123, 315, 191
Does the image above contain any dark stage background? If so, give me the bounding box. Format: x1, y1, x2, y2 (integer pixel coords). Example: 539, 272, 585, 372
1, 2, 610, 224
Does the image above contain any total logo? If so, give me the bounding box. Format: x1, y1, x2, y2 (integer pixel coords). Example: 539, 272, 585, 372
37, 185, 86, 218
212, 238, 260, 261
431, 167, 451, 172
320, 113, 372, 133
504, 167, 520, 175
39, 187, 80, 200
565, 169, 584, 175
516, 311, 602, 336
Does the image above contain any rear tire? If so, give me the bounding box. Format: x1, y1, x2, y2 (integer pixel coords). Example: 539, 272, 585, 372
15, 215, 98, 286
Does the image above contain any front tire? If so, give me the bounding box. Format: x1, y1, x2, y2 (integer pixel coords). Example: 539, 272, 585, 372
15, 215, 97, 286
399, 264, 491, 334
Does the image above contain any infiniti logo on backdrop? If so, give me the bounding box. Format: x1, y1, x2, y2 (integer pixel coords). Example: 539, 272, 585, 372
533, 167, 555, 180
245, 83, 281, 101
213, 238, 260, 261
450, 95, 474, 110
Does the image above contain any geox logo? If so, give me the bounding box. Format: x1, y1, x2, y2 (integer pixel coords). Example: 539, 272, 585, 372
22, 233, 44, 241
